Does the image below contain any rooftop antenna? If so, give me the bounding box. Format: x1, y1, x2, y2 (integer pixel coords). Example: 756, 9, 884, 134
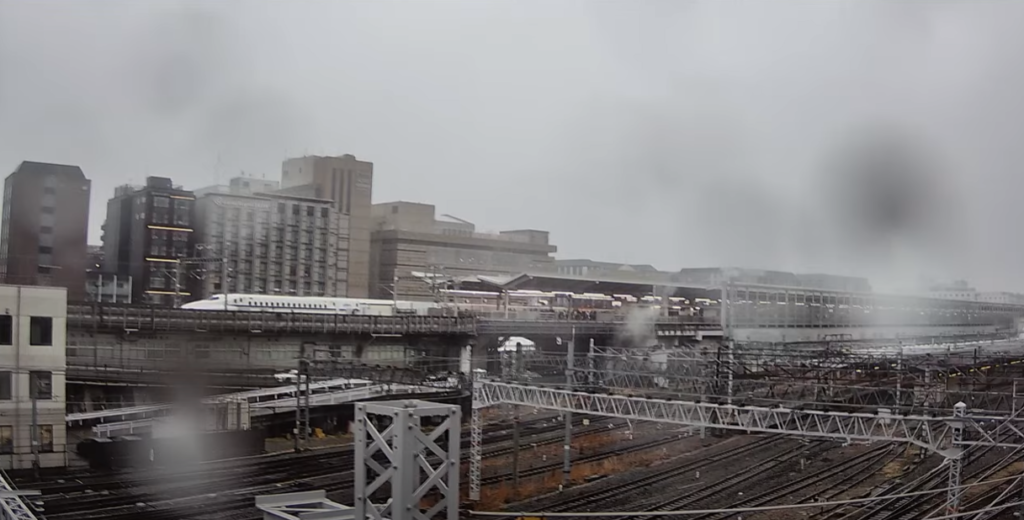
214, 153, 223, 185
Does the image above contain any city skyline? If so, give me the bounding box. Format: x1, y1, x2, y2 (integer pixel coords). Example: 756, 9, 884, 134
7, 2, 1024, 292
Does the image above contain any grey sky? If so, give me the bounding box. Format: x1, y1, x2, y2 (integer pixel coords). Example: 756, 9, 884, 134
2, 1, 1023, 292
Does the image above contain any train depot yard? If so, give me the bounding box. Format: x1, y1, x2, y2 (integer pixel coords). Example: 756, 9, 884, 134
7, 281, 1024, 519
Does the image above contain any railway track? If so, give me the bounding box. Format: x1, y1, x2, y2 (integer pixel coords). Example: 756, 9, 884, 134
815, 441, 1016, 520
45, 425, 680, 520
37, 418, 628, 519
687, 444, 901, 520
29, 414, 599, 495
616, 439, 832, 520
502, 435, 787, 517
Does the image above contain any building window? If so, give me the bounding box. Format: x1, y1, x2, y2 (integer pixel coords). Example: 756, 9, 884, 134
292, 205, 300, 216
39, 226, 53, 234
306, 206, 315, 217
40, 206, 55, 214
30, 371, 52, 399
29, 317, 53, 346
154, 196, 170, 208
0, 316, 10, 345
0, 426, 11, 454
36, 425, 53, 453
38, 246, 52, 255
37, 266, 51, 275
321, 208, 329, 218
391, 205, 398, 214
0, 371, 10, 400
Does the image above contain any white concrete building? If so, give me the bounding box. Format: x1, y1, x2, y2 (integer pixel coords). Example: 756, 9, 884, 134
0, 285, 67, 469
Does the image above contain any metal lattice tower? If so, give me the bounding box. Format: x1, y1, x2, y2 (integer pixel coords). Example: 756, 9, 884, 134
469, 381, 483, 502
354, 400, 460, 520
946, 402, 967, 516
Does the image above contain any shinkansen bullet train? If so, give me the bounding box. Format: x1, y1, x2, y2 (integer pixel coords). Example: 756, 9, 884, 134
180, 294, 441, 316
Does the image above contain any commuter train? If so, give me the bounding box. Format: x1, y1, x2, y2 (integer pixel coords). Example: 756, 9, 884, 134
180, 294, 441, 316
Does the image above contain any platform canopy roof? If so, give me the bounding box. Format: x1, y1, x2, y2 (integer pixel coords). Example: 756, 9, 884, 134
476, 271, 722, 300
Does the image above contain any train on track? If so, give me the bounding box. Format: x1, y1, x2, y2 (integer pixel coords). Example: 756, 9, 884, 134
180, 293, 440, 315
179, 291, 716, 317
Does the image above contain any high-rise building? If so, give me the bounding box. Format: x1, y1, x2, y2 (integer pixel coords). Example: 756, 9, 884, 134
0, 161, 91, 300
100, 177, 196, 305
281, 155, 373, 297
192, 179, 338, 298
370, 201, 557, 300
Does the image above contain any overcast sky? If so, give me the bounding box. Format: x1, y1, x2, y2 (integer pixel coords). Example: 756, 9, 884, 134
2, 1, 1024, 292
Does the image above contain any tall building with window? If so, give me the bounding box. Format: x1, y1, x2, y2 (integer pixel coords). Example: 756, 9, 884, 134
192, 180, 338, 298
281, 154, 373, 297
0, 285, 68, 468
100, 177, 195, 305
0, 161, 91, 300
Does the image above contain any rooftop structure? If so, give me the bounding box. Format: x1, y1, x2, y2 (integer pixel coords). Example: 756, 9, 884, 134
370, 201, 556, 300
553, 258, 661, 278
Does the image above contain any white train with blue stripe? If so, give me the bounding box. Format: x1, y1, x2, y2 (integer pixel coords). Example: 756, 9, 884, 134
180, 294, 441, 316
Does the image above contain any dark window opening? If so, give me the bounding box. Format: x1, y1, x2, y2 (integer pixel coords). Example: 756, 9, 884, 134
29, 317, 53, 346
0, 316, 11, 345
0, 426, 12, 454
306, 206, 314, 217
321, 208, 329, 218
38, 246, 52, 254
292, 205, 300, 216
39, 226, 53, 234
0, 371, 11, 400
37, 425, 53, 452
41, 206, 55, 214
30, 371, 52, 399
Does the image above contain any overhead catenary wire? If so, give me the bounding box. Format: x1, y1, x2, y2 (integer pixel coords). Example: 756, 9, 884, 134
468, 471, 1024, 517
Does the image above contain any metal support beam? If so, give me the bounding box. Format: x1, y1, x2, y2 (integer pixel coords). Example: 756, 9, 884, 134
476, 381, 1024, 453
469, 389, 482, 501
355, 400, 460, 520
946, 402, 967, 516
0, 469, 37, 520
563, 329, 574, 488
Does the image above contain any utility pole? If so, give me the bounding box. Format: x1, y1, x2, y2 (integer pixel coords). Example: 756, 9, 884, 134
562, 326, 575, 489
512, 407, 520, 495
173, 260, 183, 308
30, 381, 38, 478
294, 343, 312, 452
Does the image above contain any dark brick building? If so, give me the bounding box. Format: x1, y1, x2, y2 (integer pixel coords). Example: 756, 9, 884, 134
0, 161, 91, 300
101, 176, 195, 306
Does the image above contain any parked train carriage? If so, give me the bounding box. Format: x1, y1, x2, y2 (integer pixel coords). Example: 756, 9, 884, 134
76, 429, 267, 470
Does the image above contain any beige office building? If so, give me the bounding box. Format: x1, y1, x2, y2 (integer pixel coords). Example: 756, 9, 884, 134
281, 155, 373, 298
370, 201, 556, 300
192, 180, 340, 298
